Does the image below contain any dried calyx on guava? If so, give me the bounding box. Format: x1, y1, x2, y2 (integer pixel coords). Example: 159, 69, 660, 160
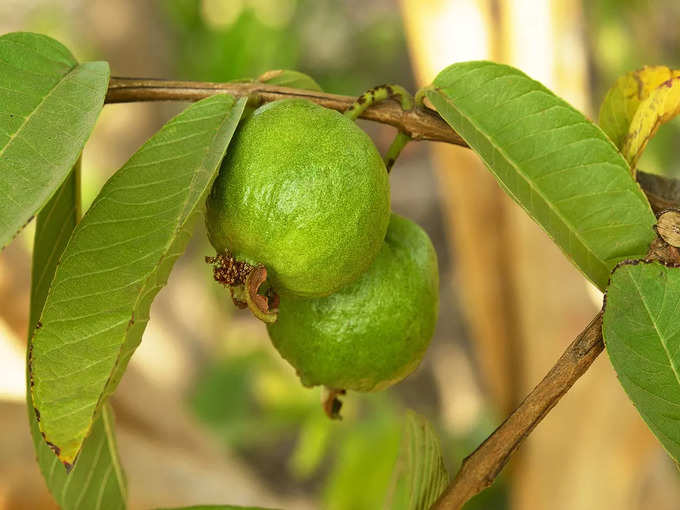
205, 98, 391, 318
267, 214, 439, 396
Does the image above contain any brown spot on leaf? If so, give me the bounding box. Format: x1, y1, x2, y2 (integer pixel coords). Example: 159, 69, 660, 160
45, 440, 61, 457
34, 408, 40, 422
634, 71, 645, 100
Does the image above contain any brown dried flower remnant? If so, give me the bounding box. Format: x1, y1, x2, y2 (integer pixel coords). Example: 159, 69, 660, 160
205, 252, 254, 308
205, 252, 253, 286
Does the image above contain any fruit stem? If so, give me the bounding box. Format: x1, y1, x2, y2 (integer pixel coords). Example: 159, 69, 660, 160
414, 85, 435, 108
384, 131, 411, 173
321, 387, 346, 420
345, 84, 415, 172
344, 84, 414, 121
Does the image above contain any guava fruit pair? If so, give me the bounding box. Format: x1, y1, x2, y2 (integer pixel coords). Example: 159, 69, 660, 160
205, 98, 438, 393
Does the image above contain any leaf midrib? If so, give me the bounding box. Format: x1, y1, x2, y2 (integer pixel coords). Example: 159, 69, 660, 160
0, 62, 78, 160
629, 268, 680, 391
431, 89, 610, 281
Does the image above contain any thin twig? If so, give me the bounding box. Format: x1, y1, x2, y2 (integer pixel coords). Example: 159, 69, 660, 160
104, 76, 680, 510
105, 77, 467, 146
106, 78, 669, 209
433, 313, 604, 509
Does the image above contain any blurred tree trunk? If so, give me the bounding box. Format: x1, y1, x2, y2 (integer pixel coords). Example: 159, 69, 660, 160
400, 0, 522, 419
401, 1, 678, 509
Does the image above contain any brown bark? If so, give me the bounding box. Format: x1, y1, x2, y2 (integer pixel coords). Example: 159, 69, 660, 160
432, 313, 604, 509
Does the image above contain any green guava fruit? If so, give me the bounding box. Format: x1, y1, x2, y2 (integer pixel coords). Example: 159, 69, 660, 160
205, 98, 390, 298
267, 214, 439, 392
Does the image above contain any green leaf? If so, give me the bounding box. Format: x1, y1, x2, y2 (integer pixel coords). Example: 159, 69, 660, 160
598, 66, 680, 149
603, 261, 680, 463
0, 32, 109, 249
427, 61, 657, 290
27, 160, 127, 509
29, 94, 247, 467
388, 411, 449, 510
29, 400, 126, 510
257, 69, 323, 91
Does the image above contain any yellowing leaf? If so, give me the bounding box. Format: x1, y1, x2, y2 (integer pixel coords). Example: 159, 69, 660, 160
623, 75, 680, 172
599, 65, 680, 148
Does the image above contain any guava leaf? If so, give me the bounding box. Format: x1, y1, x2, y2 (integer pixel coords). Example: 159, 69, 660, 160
598, 66, 680, 149
27, 160, 127, 509
0, 32, 109, 250
389, 411, 449, 510
29, 94, 247, 468
622, 76, 680, 171
257, 69, 323, 91
29, 400, 126, 510
603, 261, 680, 463
427, 61, 657, 290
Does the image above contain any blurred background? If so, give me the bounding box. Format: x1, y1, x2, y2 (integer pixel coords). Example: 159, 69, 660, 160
1, 0, 680, 509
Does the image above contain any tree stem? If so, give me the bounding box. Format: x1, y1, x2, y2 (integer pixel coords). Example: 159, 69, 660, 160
105, 77, 466, 146
433, 312, 604, 509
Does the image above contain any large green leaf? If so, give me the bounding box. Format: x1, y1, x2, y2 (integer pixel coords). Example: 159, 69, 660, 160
0, 32, 109, 249
427, 61, 656, 290
603, 261, 680, 463
27, 160, 127, 509
387, 411, 449, 510
29, 94, 246, 467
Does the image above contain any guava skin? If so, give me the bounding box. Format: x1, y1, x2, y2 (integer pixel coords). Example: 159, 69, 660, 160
205, 99, 390, 298
267, 214, 439, 392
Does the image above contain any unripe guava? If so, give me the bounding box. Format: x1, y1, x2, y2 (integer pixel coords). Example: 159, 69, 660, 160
267, 214, 439, 392
205, 99, 390, 298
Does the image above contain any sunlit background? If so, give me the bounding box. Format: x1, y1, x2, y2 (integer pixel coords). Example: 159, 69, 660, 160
1, 1, 680, 509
